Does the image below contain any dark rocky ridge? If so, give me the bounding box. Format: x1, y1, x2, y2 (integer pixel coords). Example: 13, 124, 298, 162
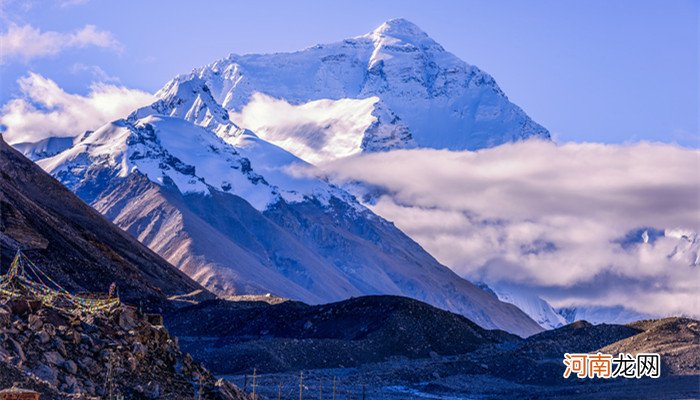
166, 295, 520, 374
0, 135, 212, 312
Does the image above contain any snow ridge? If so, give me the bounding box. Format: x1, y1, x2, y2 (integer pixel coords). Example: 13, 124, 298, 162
39, 113, 353, 211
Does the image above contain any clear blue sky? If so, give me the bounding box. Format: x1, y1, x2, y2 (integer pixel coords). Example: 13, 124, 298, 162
1, 0, 698, 146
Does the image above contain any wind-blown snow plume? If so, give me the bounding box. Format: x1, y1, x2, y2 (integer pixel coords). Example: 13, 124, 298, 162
310, 140, 700, 318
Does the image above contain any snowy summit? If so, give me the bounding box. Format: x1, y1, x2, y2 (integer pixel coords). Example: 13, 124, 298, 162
161, 18, 550, 163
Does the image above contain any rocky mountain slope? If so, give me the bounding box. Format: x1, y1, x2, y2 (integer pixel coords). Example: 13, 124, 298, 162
168, 18, 550, 163
31, 99, 543, 337
0, 135, 209, 311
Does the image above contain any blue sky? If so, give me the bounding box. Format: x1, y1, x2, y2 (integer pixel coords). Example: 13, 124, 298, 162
1, 0, 698, 146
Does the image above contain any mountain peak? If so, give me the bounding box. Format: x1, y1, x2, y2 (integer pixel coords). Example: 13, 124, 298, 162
370, 18, 427, 38
364, 18, 436, 47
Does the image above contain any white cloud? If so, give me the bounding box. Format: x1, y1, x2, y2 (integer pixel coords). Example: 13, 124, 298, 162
71, 63, 120, 83
230, 93, 379, 164
0, 73, 154, 144
310, 141, 700, 318
0, 23, 122, 63
59, 0, 90, 7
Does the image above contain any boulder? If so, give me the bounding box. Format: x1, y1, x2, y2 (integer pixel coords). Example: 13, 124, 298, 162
63, 359, 78, 374
0, 307, 10, 326
52, 337, 67, 356
33, 362, 58, 385
143, 381, 162, 399
43, 351, 65, 366
118, 308, 139, 331
36, 330, 50, 344
60, 373, 80, 394
28, 314, 43, 330
133, 341, 147, 358
8, 337, 25, 362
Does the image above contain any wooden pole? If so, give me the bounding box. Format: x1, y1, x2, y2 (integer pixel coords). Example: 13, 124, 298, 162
278, 383, 282, 400
107, 353, 114, 400
332, 377, 336, 400
299, 371, 304, 400
362, 385, 365, 400
320, 382, 323, 400
252, 368, 257, 400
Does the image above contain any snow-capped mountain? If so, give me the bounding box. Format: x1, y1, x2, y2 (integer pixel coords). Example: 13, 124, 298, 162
165, 18, 549, 163
556, 227, 698, 325
484, 227, 698, 328
34, 95, 543, 337
3, 18, 564, 337
11, 136, 77, 161
479, 284, 566, 330
557, 306, 651, 326
482, 283, 652, 329
665, 228, 699, 267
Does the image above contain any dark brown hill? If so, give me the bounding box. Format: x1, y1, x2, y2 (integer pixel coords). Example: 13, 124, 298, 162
599, 317, 700, 375
166, 295, 521, 374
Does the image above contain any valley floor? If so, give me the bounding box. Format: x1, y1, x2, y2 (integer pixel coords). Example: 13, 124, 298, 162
223, 363, 700, 400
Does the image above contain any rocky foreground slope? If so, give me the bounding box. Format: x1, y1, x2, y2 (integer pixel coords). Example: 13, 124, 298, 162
0, 295, 248, 399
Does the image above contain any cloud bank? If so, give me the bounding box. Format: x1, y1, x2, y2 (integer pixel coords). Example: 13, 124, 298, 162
313, 141, 700, 317
0, 23, 122, 63
0, 73, 154, 144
